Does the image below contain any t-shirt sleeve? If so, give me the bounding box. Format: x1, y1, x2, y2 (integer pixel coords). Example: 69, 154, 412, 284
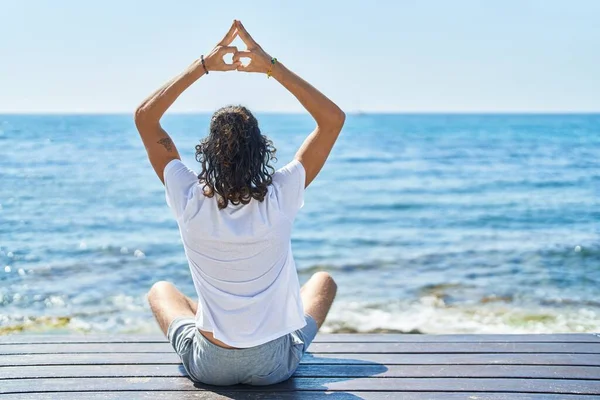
272, 158, 306, 220
164, 159, 199, 218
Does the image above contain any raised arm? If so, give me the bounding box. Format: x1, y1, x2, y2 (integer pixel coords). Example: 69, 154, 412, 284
134, 22, 241, 184
234, 21, 345, 188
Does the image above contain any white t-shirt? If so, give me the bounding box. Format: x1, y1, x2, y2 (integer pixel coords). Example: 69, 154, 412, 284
163, 158, 307, 348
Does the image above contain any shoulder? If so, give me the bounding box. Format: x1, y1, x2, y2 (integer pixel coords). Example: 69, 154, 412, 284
164, 159, 198, 187
273, 158, 306, 187
270, 158, 306, 219
164, 159, 201, 217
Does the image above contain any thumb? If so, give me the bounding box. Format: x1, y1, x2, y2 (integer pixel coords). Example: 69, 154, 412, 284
233, 50, 253, 63
236, 63, 252, 72
224, 62, 242, 71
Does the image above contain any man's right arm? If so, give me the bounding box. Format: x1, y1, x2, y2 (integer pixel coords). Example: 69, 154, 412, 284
271, 63, 346, 189
233, 20, 345, 189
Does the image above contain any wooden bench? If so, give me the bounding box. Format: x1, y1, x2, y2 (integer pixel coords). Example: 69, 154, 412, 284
1, 333, 599, 399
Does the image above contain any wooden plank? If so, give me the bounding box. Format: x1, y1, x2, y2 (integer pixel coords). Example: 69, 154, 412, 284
0, 335, 166, 344
2, 342, 598, 355
3, 392, 600, 400
1, 352, 598, 366
1, 377, 599, 395
0, 364, 183, 379
315, 333, 600, 343
1, 333, 598, 344
1, 364, 599, 380
308, 342, 600, 354
303, 352, 600, 366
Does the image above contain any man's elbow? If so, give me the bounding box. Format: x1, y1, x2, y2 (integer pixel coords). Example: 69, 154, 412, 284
318, 107, 344, 130
328, 108, 346, 132
134, 105, 156, 130
336, 109, 346, 129
133, 105, 146, 127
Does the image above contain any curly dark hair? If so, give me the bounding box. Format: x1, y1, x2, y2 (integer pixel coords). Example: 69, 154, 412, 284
195, 105, 277, 209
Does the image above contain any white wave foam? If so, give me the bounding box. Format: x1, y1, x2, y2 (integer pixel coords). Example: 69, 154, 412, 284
322, 299, 600, 334
2, 294, 598, 335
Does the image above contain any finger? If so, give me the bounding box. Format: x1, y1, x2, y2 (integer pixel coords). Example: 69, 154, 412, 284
219, 46, 238, 55
235, 20, 257, 46
219, 21, 238, 46
236, 63, 253, 72
223, 62, 242, 71
232, 50, 252, 62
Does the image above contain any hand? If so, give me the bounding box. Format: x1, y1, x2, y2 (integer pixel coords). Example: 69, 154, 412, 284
203, 21, 241, 72
233, 20, 273, 74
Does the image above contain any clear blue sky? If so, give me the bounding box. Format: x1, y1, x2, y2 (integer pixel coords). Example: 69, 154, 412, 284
1, 0, 599, 113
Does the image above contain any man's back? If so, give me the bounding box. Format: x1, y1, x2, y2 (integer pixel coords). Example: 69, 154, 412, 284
164, 158, 307, 347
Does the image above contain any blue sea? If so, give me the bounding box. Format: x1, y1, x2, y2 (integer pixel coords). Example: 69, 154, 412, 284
1, 113, 599, 335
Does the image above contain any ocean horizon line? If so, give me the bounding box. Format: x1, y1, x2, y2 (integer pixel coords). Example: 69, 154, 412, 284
1, 111, 599, 117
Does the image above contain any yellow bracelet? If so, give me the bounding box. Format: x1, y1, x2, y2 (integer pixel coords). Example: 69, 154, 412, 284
267, 57, 278, 78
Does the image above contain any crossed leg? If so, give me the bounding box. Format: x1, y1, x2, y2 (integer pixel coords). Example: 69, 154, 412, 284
299, 271, 337, 329
147, 271, 337, 337
147, 281, 197, 336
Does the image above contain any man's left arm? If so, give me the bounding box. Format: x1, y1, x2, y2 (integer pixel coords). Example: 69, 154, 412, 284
133, 21, 240, 184
134, 65, 204, 184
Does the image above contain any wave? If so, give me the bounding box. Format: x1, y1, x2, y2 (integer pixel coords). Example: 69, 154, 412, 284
322, 298, 600, 334
2, 289, 599, 336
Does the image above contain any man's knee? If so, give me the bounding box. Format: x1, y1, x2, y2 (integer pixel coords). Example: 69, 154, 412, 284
147, 280, 175, 303
312, 271, 337, 294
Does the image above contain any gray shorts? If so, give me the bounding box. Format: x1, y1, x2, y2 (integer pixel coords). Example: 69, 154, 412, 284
167, 315, 318, 386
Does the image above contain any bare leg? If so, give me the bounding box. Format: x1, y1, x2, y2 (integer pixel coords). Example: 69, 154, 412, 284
147, 281, 197, 336
300, 271, 337, 329
147, 281, 237, 349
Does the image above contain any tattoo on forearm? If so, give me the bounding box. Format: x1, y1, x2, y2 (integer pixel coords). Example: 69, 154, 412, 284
157, 137, 174, 152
